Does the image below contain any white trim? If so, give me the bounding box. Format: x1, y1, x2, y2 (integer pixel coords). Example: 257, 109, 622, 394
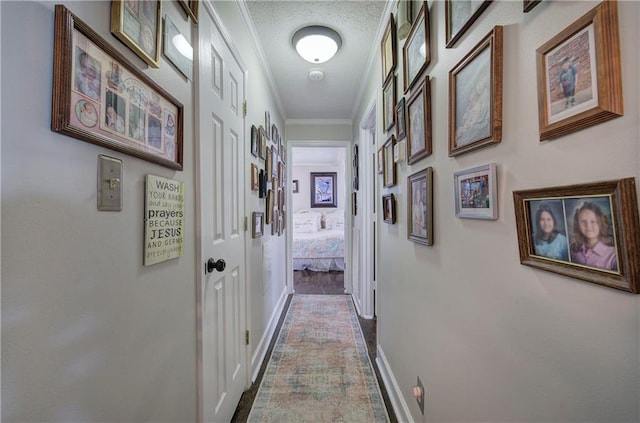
350, 0, 397, 121
204, 0, 248, 72
285, 118, 353, 127
250, 287, 288, 382
377, 345, 415, 423
235, 0, 286, 118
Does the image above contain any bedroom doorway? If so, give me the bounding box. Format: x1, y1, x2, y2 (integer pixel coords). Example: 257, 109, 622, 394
286, 142, 352, 296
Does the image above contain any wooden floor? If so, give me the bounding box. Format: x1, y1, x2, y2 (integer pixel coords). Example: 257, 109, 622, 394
231, 270, 397, 423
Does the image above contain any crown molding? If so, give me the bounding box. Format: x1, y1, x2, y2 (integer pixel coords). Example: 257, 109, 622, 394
285, 119, 353, 127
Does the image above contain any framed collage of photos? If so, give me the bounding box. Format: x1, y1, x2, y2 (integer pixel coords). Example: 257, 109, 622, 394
449, 25, 503, 157
535, 0, 623, 141
111, 0, 161, 67
52, 5, 183, 170
513, 178, 640, 293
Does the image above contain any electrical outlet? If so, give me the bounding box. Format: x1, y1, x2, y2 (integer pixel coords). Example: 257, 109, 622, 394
414, 376, 425, 415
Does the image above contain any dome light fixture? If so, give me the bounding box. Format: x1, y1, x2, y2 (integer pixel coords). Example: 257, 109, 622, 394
291, 25, 342, 64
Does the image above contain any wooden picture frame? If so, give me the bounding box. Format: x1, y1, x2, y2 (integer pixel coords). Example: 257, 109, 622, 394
383, 135, 396, 188
177, 0, 199, 24
251, 125, 259, 157
163, 14, 192, 80
265, 147, 273, 182
252, 212, 264, 238
271, 146, 278, 179
258, 169, 266, 198
536, 1, 622, 141
449, 26, 503, 157
445, 0, 492, 48
513, 178, 639, 294
523, 0, 542, 13
266, 189, 274, 224
310, 172, 338, 208
292, 179, 299, 193
377, 147, 384, 174
381, 13, 397, 84
52, 5, 183, 170
251, 163, 259, 191
111, 0, 161, 67
454, 163, 498, 219
352, 192, 358, 216
396, 97, 407, 141
382, 193, 396, 224
407, 167, 434, 246
406, 76, 432, 164
383, 75, 397, 132
403, 1, 430, 92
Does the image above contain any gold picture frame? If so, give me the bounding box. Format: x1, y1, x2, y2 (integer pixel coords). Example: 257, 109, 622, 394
407, 167, 434, 246
536, 0, 623, 141
111, 0, 161, 68
381, 13, 397, 84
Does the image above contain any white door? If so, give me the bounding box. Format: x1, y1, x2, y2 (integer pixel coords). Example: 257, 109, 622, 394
197, 2, 247, 422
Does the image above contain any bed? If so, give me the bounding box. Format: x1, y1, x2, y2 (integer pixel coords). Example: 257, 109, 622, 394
292, 210, 345, 272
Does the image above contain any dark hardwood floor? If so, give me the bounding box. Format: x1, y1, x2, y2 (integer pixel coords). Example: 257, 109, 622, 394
231, 270, 397, 423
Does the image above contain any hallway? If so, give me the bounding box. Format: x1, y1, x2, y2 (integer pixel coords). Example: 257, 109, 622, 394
231, 271, 397, 422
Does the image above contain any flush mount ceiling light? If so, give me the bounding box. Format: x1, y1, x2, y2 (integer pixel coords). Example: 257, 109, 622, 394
291, 25, 342, 64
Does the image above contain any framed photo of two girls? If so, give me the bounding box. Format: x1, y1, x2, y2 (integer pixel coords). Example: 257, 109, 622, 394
513, 178, 640, 294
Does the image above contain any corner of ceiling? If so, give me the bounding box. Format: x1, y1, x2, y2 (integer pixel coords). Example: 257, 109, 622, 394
236, 0, 287, 120
350, 0, 398, 122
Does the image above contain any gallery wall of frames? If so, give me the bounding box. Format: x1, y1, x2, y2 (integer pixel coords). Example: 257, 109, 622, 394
378, 0, 639, 294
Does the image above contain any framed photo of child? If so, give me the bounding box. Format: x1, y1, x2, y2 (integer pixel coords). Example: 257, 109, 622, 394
513, 178, 640, 294
52, 5, 183, 170
536, 0, 623, 141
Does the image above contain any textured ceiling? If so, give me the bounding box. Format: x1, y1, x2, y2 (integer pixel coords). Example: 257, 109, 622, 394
244, 0, 387, 121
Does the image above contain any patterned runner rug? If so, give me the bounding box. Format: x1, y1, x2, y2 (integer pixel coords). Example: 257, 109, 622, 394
247, 295, 390, 423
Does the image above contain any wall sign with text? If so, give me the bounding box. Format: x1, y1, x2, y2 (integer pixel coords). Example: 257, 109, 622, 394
144, 174, 184, 266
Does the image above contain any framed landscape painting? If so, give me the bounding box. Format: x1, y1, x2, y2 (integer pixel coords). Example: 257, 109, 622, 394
536, 0, 622, 141
513, 178, 640, 293
403, 1, 430, 92
449, 26, 503, 157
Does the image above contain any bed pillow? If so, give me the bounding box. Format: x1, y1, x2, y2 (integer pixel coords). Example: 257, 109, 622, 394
326, 210, 345, 230
293, 212, 320, 233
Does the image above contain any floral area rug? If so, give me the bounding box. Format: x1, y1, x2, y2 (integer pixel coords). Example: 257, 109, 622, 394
247, 295, 390, 423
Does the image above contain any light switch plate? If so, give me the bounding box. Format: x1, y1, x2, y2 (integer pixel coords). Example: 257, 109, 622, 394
97, 155, 122, 211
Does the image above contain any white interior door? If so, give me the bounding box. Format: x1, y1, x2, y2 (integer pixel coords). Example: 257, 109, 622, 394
197, 3, 247, 422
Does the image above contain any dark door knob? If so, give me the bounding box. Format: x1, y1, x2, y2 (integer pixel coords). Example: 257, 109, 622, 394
207, 258, 226, 273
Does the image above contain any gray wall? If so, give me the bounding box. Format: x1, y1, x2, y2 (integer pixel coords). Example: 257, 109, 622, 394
352, 1, 640, 422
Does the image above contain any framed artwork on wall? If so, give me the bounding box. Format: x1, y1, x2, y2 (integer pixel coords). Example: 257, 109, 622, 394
454, 163, 498, 219
449, 26, 503, 157
292, 179, 299, 193
403, 1, 430, 92
177, 0, 199, 23
252, 212, 264, 238
513, 178, 640, 294
523, 0, 542, 13
310, 172, 337, 208
111, 0, 161, 67
381, 13, 397, 84
535, 0, 623, 141
52, 5, 183, 170
407, 167, 434, 245
377, 147, 384, 174
163, 14, 192, 79
382, 193, 396, 224
251, 163, 259, 191
406, 76, 431, 164
445, 0, 492, 48
383, 75, 397, 131
396, 97, 406, 141
251, 125, 259, 157
383, 135, 396, 188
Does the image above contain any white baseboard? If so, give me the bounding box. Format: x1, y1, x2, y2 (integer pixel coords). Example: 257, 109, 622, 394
250, 288, 288, 382
376, 345, 414, 423
352, 295, 374, 319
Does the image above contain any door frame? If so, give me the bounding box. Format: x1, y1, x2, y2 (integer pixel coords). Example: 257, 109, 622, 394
286, 140, 353, 295
356, 95, 377, 319
194, 2, 250, 422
